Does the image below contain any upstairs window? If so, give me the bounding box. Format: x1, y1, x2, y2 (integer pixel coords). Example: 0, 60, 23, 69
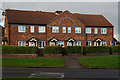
52, 26, 59, 33
101, 28, 107, 34
63, 27, 66, 33
39, 26, 45, 33
75, 27, 81, 33
86, 28, 91, 34
31, 26, 34, 33
18, 41, 26, 46
18, 26, 26, 32
94, 28, 98, 34
68, 27, 71, 33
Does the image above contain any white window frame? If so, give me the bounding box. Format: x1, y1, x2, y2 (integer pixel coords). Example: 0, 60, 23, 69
39, 41, 46, 48
18, 41, 26, 46
76, 41, 81, 46
101, 28, 107, 34
75, 27, 81, 33
63, 27, 66, 33
39, 26, 45, 33
68, 27, 71, 33
57, 41, 64, 47
94, 28, 98, 34
50, 42, 56, 46
86, 41, 91, 46
67, 42, 72, 46
18, 26, 26, 32
30, 26, 34, 33
101, 41, 107, 46
86, 28, 91, 34
52, 26, 59, 33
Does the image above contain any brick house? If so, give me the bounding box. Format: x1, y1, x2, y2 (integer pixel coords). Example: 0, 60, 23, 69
3, 9, 114, 48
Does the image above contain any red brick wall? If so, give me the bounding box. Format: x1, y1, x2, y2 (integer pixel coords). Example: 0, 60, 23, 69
9, 25, 47, 46
5, 11, 114, 47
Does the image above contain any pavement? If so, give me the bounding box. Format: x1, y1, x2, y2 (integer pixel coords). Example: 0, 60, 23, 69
65, 57, 81, 68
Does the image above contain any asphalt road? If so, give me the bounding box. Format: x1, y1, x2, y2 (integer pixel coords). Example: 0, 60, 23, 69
2, 68, 120, 79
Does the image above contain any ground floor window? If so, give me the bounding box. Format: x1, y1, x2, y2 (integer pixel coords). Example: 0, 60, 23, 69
18, 40, 26, 46
50, 42, 56, 46
101, 41, 106, 46
67, 42, 72, 46
86, 41, 91, 46
94, 42, 99, 46
76, 41, 81, 46
29, 41, 37, 46
57, 41, 64, 47
39, 41, 46, 48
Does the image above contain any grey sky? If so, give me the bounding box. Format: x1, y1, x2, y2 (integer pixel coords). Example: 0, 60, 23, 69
0, 2, 119, 40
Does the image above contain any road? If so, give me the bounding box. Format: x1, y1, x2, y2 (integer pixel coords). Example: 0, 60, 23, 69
2, 68, 120, 79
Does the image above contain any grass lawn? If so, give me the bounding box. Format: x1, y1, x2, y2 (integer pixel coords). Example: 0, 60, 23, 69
2, 77, 60, 80
2, 58, 64, 67
79, 56, 119, 68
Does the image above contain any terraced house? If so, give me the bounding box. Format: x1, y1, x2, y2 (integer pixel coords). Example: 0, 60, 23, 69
3, 9, 114, 48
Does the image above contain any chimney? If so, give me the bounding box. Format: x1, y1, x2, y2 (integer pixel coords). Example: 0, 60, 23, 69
55, 11, 62, 15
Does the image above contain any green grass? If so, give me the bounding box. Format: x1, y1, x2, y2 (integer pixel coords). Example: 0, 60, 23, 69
2, 77, 60, 80
79, 56, 119, 68
2, 58, 64, 67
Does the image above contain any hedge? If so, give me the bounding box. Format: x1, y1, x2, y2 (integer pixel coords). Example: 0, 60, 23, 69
83, 46, 110, 54
44, 46, 62, 54
111, 45, 120, 52
64, 46, 82, 54
2, 45, 37, 54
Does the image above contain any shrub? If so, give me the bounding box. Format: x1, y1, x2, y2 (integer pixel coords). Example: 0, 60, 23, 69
65, 46, 82, 54
44, 46, 62, 54
2, 45, 37, 54
83, 46, 110, 54
111, 46, 120, 52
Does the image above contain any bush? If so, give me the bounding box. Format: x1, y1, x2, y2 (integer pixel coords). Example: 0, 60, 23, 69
2, 45, 37, 54
44, 46, 62, 54
83, 46, 110, 54
111, 46, 120, 52
65, 46, 82, 54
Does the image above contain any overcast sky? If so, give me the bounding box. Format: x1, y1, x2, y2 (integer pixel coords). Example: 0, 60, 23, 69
0, 1, 119, 40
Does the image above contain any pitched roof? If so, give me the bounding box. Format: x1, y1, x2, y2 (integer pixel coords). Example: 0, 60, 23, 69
73, 14, 113, 27
6, 9, 56, 25
6, 9, 113, 27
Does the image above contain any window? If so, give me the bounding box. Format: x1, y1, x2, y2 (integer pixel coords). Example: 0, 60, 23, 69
75, 27, 81, 33
63, 27, 66, 33
101, 28, 107, 34
86, 41, 91, 46
50, 42, 56, 46
39, 26, 45, 33
101, 41, 106, 46
94, 28, 98, 34
52, 26, 59, 33
18, 41, 26, 46
86, 28, 91, 34
18, 26, 26, 32
57, 41, 64, 47
39, 41, 46, 48
67, 42, 72, 46
31, 26, 34, 33
76, 41, 81, 46
68, 27, 71, 33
